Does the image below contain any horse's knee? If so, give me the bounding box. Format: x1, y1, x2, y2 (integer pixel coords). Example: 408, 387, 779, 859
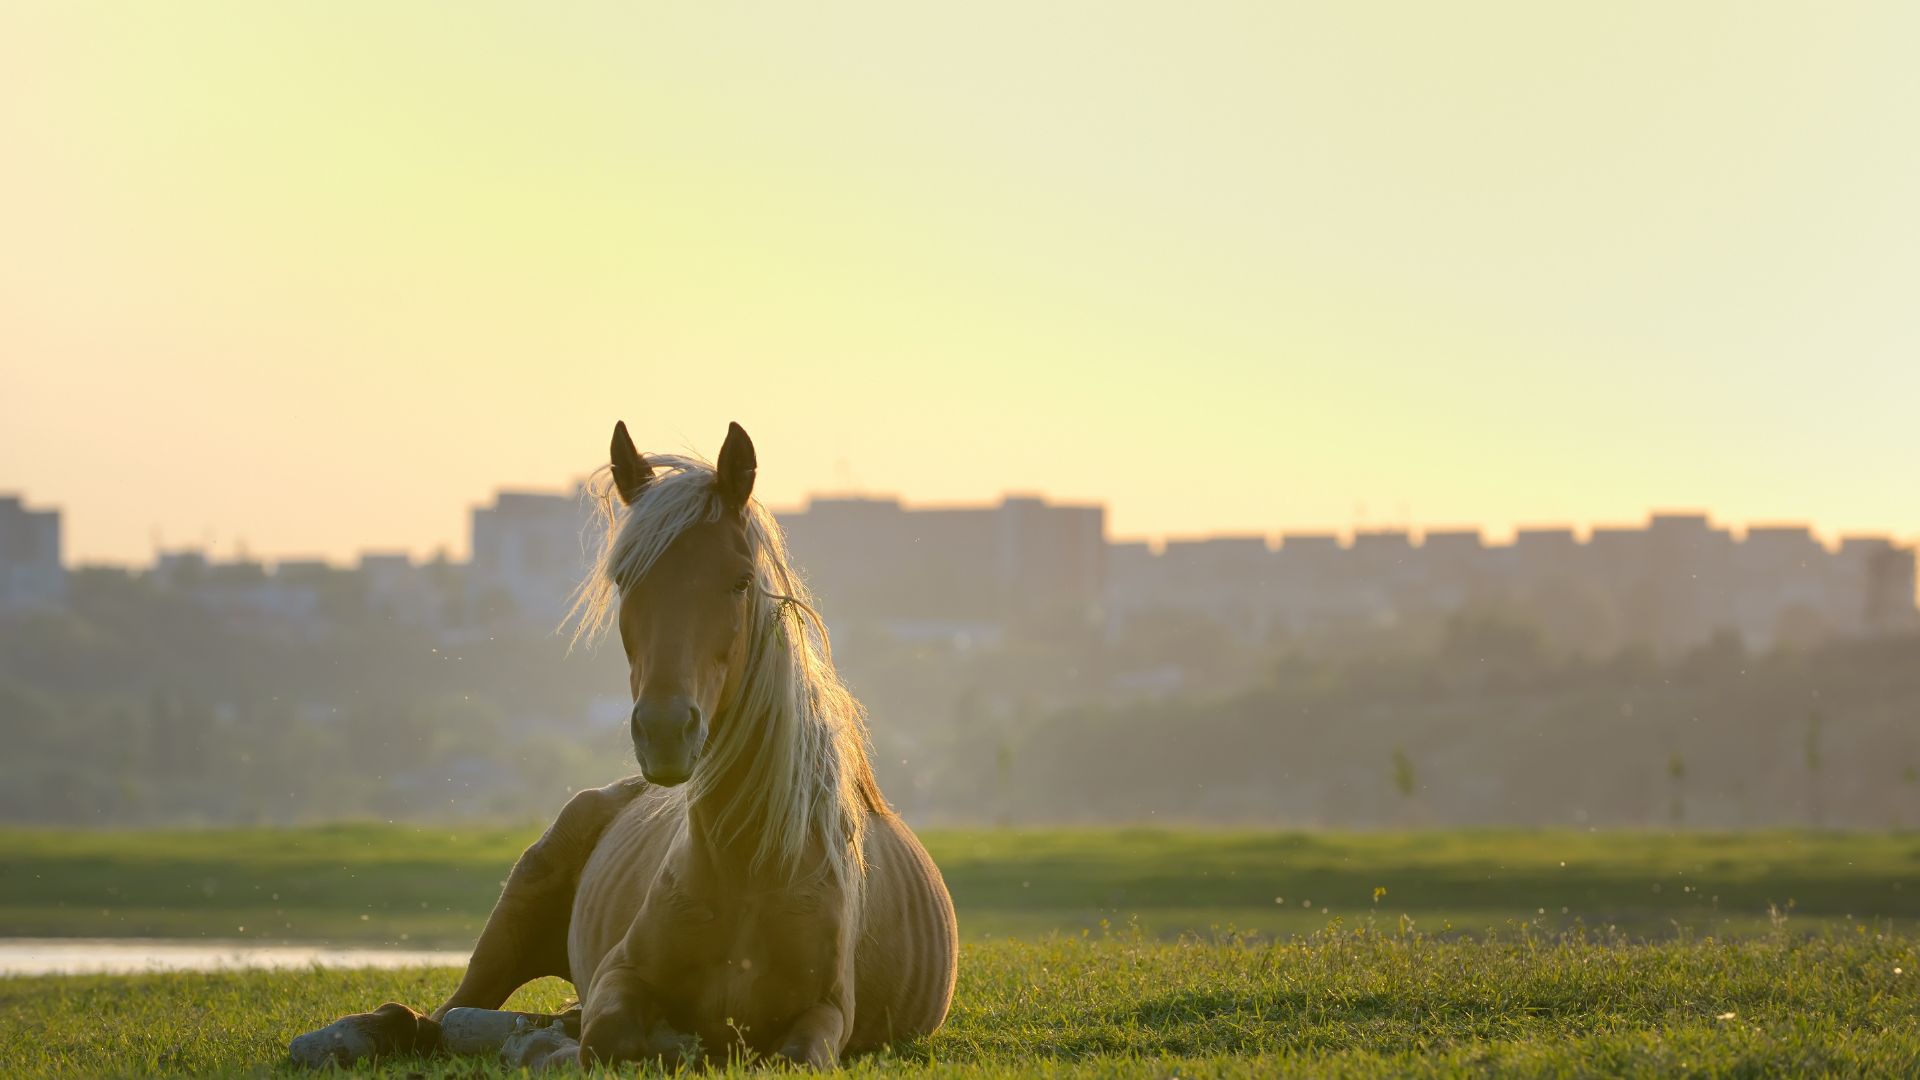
579, 1013, 694, 1066
524, 779, 647, 882
577, 1012, 642, 1066
774, 1036, 839, 1070
577, 969, 697, 1067
775, 1004, 846, 1069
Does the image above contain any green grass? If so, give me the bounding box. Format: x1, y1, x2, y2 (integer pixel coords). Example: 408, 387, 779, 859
2, 927, 1915, 1077
4, 827, 1919, 1076
2, 826, 1917, 944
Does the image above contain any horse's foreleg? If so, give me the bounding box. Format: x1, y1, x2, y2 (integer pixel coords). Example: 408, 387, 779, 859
289, 779, 647, 1070
499, 1018, 583, 1070
773, 1002, 849, 1069
433, 778, 648, 1018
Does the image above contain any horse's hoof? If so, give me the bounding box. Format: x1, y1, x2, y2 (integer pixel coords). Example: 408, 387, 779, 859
500, 1018, 579, 1069
288, 1002, 439, 1068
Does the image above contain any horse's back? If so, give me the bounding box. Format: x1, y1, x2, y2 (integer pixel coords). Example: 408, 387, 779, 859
850, 811, 959, 1050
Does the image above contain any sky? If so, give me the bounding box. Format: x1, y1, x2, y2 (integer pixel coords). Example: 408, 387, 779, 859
2, 2, 1917, 564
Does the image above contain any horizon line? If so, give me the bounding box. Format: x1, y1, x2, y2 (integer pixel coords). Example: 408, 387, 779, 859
20, 494, 1912, 572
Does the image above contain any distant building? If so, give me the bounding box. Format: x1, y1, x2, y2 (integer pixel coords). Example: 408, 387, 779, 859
1408, 529, 1491, 613
1731, 525, 1832, 650
0, 495, 65, 614
1101, 512, 1918, 656
469, 488, 595, 628
1271, 532, 1369, 634
1116, 536, 1275, 640
151, 549, 210, 587
1000, 496, 1108, 628
150, 550, 325, 629
1838, 536, 1918, 636
357, 551, 459, 629
68, 481, 1920, 659
777, 493, 1106, 641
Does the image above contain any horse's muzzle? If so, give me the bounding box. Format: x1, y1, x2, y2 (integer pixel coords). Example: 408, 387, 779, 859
630, 695, 705, 786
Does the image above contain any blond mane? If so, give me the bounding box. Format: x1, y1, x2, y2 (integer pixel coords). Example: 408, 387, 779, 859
566, 454, 881, 884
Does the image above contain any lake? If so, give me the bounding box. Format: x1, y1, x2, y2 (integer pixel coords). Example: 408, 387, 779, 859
0, 938, 469, 976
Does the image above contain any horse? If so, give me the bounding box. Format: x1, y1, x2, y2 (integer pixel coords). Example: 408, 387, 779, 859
293, 422, 957, 1069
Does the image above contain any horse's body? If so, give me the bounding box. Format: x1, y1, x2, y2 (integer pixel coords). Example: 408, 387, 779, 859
294, 423, 957, 1070
566, 787, 956, 1059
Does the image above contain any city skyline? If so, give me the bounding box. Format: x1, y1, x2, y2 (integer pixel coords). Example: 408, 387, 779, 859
6, 4, 1920, 563
4, 482, 1916, 570
7, 486, 1911, 664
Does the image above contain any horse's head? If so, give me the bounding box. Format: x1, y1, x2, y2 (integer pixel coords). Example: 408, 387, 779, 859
607, 420, 759, 786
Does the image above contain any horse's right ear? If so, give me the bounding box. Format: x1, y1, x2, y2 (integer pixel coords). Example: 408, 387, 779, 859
610, 421, 653, 505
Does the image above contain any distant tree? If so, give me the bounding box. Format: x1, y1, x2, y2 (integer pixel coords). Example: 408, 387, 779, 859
1436, 612, 1551, 691
1391, 747, 1416, 799
1390, 747, 1418, 826
148, 690, 216, 783
1682, 630, 1747, 679
994, 738, 1015, 829
1804, 710, 1825, 829
1667, 752, 1686, 827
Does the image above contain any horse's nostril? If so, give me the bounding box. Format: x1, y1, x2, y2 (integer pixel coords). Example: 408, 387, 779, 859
630, 696, 703, 757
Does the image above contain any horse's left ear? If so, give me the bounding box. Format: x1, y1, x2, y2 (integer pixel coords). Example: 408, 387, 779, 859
715, 422, 756, 511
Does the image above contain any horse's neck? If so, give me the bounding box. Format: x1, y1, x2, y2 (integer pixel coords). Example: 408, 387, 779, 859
682, 764, 760, 870
681, 698, 799, 879
678, 794, 838, 898
676, 638, 861, 886
680, 742, 855, 894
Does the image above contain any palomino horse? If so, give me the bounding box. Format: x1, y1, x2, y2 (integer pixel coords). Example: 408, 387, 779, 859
296, 422, 957, 1069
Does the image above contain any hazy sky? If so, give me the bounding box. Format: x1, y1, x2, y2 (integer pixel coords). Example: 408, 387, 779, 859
3, 3, 1916, 563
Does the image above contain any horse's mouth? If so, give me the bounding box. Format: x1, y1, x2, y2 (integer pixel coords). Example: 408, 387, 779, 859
637, 759, 695, 787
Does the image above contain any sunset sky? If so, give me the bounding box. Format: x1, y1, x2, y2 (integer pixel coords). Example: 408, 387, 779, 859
3, 3, 1916, 564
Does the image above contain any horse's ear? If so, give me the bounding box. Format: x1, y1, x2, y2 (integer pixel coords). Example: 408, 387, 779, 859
610, 421, 654, 505
715, 422, 756, 511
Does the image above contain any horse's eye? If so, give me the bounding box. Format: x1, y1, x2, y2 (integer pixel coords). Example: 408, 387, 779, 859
732, 575, 753, 595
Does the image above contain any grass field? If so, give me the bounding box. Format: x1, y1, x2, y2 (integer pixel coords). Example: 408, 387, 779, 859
4, 826, 1918, 945
3, 827, 1919, 1076
3, 929, 1916, 1077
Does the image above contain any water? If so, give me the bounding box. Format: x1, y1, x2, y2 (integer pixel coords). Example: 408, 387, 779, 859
0, 938, 469, 976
